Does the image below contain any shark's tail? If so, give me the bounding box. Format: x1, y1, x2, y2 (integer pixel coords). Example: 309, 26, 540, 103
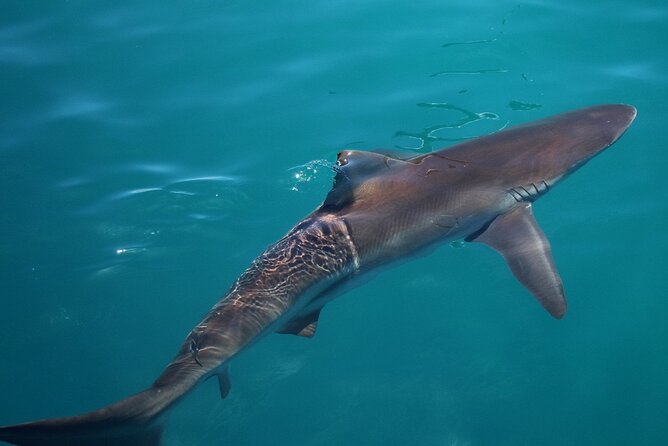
0, 353, 209, 446
0, 308, 232, 446
0, 383, 184, 446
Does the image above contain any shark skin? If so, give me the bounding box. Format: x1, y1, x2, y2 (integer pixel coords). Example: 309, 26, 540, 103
0, 104, 636, 446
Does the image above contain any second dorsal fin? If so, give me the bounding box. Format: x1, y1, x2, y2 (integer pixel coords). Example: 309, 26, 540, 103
469, 204, 567, 319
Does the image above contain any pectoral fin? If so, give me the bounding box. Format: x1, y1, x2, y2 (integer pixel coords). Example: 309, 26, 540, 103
469, 204, 567, 319
277, 309, 321, 338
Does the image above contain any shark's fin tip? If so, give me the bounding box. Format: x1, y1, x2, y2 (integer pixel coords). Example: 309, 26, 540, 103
471, 205, 567, 318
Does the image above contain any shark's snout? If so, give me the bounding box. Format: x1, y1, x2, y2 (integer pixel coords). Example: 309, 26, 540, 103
553, 104, 637, 177
588, 103, 637, 143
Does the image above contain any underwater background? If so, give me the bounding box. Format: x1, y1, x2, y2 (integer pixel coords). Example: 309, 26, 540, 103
1, 1, 666, 445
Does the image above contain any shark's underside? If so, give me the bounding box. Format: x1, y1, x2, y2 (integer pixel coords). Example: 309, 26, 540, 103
0, 104, 636, 446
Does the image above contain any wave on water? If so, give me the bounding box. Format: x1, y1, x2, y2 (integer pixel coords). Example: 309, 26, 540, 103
394, 102, 507, 151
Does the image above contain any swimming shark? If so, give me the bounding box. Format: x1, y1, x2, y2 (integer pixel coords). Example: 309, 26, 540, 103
0, 104, 636, 445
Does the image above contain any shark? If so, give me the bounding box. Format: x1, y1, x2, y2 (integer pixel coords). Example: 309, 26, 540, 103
0, 104, 636, 446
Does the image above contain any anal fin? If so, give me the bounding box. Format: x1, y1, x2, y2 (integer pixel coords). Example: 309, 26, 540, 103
277, 309, 321, 338
297, 321, 318, 338
217, 366, 231, 399
470, 204, 567, 319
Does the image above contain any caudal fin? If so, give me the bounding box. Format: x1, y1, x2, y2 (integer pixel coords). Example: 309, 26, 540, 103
0, 383, 189, 446
0, 325, 223, 446
0, 419, 161, 446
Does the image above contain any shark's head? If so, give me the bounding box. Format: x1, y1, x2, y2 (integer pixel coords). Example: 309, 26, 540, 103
317, 104, 636, 267
550, 103, 636, 180
426, 104, 638, 190
324, 105, 637, 213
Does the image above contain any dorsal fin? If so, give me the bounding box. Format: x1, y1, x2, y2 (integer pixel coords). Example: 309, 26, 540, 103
337, 150, 389, 169
469, 204, 567, 319
322, 150, 404, 210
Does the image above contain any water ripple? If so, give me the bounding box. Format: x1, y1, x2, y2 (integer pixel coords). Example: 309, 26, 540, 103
102, 175, 243, 206
286, 159, 336, 192
0, 43, 55, 66
85, 6, 168, 41
625, 6, 668, 22
121, 163, 178, 175
601, 62, 665, 84
394, 103, 506, 151
430, 69, 509, 77
508, 100, 542, 111
73, 171, 248, 278
441, 38, 497, 48
0, 19, 56, 66
48, 94, 115, 120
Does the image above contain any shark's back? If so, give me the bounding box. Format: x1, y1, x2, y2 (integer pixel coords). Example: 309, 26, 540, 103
319, 104, 636, 318
419, 104, 637, 192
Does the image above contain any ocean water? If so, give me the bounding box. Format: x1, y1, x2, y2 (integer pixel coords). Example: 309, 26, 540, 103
1, 1, 666, 445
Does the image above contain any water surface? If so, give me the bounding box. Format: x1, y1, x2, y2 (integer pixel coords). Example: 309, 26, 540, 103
1, 1, 666, 445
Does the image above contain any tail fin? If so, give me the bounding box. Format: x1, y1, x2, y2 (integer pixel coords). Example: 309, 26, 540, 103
0, 325, 222, 446
0, 383, 189, 446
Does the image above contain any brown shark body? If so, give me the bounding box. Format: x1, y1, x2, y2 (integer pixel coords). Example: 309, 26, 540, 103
0, 104, 636, 445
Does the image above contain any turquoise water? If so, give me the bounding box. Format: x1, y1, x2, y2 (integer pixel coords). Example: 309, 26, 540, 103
1, 1, 666, 445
